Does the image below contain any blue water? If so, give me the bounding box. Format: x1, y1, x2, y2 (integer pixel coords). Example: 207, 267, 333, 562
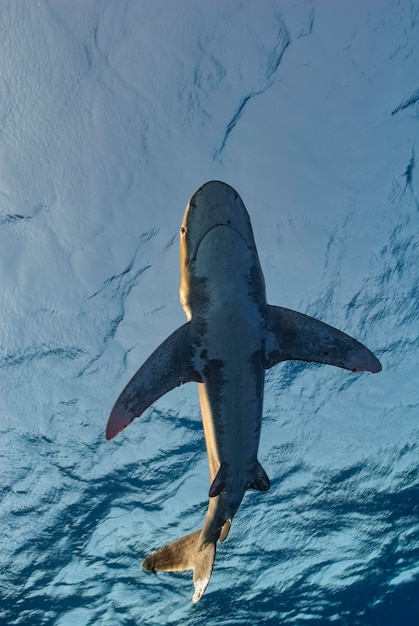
1, 1, 418, 624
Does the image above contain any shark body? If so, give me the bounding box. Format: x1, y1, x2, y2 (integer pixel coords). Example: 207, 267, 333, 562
106, 181, 381, 602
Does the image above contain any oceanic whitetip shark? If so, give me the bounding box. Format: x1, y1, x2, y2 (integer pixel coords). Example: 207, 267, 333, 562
106, 181, 381, 603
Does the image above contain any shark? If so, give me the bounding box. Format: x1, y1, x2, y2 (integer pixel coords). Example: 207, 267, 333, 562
106, 180, 381, 603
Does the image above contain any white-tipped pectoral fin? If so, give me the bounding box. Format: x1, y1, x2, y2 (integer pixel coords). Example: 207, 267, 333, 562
265, 305, 382, 373
106, 322, 203, 439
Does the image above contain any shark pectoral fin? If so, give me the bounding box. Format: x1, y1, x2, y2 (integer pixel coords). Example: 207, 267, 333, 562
208, 464, 228, 497
265, 305, 382, 373
106, 322, 203, 439
142, 529, 216, 604
247, 460, 270, 492
105, 406, 136, 440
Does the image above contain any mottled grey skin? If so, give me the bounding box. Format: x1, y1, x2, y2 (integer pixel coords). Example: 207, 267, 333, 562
181, 184, 270, 546
106, 181, 381, 602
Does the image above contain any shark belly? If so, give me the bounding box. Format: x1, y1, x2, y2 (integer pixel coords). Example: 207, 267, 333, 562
198, 319, 265, 488
198, 349, 265, 543
192, 225, 268, 534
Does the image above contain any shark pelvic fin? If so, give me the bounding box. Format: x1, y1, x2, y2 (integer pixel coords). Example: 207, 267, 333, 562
208, 464, 228, 497
247, 460, 270, 492
209, 461, 270, 497
142, 529, 216, 603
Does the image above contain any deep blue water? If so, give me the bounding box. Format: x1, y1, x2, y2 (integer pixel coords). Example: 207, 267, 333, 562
1, 1, 418, 624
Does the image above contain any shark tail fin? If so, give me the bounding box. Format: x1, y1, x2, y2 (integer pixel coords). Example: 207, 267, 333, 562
142, 529, 216, 603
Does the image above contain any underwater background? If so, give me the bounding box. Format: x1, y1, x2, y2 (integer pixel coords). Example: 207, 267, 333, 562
1, 1, 418, 624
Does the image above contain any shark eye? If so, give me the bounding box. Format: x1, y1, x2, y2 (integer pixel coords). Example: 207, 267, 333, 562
180, 226, 186, 235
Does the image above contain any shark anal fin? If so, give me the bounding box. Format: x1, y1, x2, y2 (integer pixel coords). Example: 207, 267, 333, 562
106, 322, 203, 439
142, 529, 215, 604
265, 305, 382, 373
219, 520, 232, 543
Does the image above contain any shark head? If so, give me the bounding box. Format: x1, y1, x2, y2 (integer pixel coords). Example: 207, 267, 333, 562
179, 181, 260, 318
180, 181, 256, 260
